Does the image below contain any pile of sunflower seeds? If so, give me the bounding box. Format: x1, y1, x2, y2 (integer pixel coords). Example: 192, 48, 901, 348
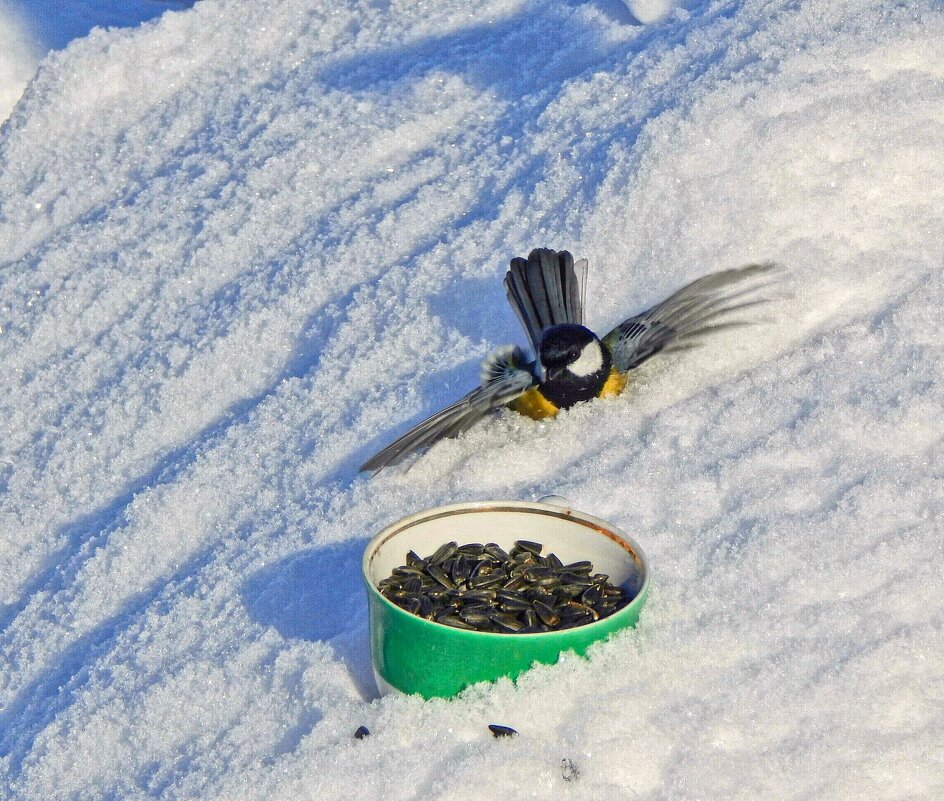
378, 540, 631, 633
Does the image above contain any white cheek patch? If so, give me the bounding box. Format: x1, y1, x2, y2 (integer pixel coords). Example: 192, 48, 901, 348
568, 341, 603, 377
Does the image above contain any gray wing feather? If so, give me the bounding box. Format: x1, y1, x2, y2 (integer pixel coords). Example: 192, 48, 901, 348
603, 263, 779, 372
574, 258, 588, 322
359, 347, 535, 472
504, 248, 586, 351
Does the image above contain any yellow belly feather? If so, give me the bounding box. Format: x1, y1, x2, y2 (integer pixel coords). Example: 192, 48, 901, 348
508, 387, 559, 419
599, 367, 629, 398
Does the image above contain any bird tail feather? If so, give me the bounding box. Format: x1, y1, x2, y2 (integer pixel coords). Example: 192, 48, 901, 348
504, 248, 587, 351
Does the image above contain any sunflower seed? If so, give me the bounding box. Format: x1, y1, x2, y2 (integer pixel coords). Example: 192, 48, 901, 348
404, 597, 423, 615
439, 615, 476, 630
393, 565, 425, 577
491, 612, 525, 632
429, 541, 458, 565
459, 607, 493, 626
513, 540, 543, 556
452, 554, 473, 583
484, 543, 510, 561
418, 595, 433, 618
562, 600, 599, 621
557, 572, 593, 586
427, 563, 455, 589
561, 560, 593, 574
462, 589, 498, 603
468, 571, 506, 589
580, 584, 602, 606
524, 566, 554, 580
534, 601, 560, 627
502, 575, 528, 592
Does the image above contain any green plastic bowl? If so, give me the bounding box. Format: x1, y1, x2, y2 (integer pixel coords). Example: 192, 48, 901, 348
362, 500, 650, 699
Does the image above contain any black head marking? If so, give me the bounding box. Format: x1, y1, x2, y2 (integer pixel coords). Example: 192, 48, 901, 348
539, 324, 596, 368
538, 324, 611, 408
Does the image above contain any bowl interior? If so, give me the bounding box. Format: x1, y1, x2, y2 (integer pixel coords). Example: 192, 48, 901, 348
365, 503, 646, 602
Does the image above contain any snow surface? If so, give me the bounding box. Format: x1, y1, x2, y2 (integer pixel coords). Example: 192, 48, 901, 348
1, 0, 943, 798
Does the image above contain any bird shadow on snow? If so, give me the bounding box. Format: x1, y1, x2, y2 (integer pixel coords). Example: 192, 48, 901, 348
241, 540, 379, 701
342, 347, 517, 477
427, 271, 524, 352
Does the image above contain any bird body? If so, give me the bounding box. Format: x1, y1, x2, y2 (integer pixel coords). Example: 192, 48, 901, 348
360, 249, 774, 472
509, 366, 627, 419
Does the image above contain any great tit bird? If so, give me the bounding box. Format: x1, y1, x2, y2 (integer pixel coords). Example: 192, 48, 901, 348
360, 249, 775, 471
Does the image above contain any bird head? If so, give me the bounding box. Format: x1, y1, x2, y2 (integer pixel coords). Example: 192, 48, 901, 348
538, 324, 609, 384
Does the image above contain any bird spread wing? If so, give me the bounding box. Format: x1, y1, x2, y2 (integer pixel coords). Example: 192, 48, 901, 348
602, 262, 778, 372
359, 346, 536, 472
504, 249, 588, 353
